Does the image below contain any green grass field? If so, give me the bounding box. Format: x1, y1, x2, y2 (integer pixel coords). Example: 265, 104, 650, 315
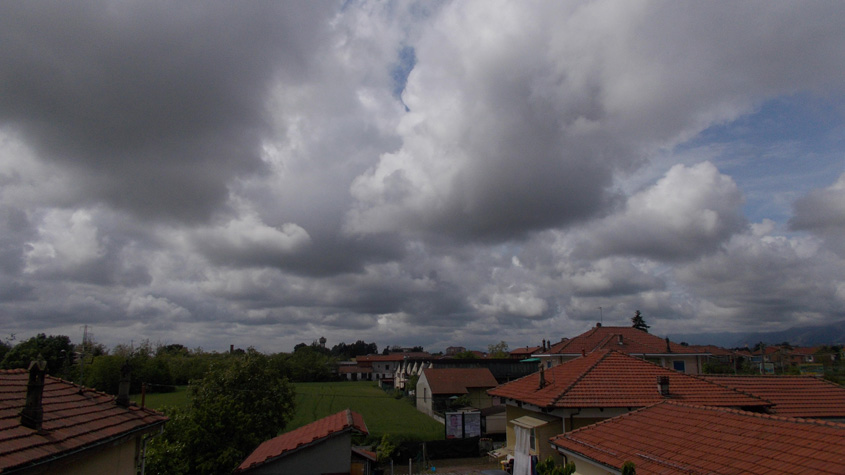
292, 381, 444, 441
134, 381, 444, 441
131, 385, 190, 410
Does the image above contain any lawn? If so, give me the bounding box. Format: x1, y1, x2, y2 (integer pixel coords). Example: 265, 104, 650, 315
131, 385, 189, 410
132, 381, 444, 441
291, 381, 444, 441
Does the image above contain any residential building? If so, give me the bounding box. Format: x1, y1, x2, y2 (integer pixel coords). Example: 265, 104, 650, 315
0, 364, 167, 475
416, 368, 499, 418
535, 323, 708, 373
703, 374, 845, 421
487, 349, 769, 472
509, 346, 542, 360
395, 357, 537, 392
550, 401, 845, 474
355, 352, 429, 387
235, 409, 369, 475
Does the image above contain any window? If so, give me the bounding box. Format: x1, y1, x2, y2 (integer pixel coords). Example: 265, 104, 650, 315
529, 429, 536, 451
673, 360, 686, 372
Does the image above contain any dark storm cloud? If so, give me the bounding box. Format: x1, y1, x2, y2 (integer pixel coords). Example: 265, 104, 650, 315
790, 175, 845, 231
0, 1, 336, 222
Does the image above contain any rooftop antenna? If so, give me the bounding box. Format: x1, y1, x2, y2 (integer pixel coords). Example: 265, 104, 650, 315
598, 307, 603, 324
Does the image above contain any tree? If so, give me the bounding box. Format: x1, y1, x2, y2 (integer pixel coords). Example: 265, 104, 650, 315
146, 350, 295, 475
488, 341, 509, 358
453, 350, 478, 359
1, 333, 74, 376
631, 310, 650, 332
621, 461, 636, 475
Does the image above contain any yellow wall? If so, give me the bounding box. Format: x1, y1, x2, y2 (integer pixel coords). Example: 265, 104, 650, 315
49, 436, 141, 475
504, 405, 564, 464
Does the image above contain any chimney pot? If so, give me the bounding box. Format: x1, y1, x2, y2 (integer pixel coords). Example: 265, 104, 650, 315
596, 322, 602, 328
21, 358, 48, 431
657, 376, 670, 396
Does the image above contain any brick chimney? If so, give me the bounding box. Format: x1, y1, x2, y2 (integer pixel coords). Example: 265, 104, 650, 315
20, 358, 47, 431
617, 335, 624, 345
657, 376, 670, 396
538, 365, 546, 389
116, 361, 131, 407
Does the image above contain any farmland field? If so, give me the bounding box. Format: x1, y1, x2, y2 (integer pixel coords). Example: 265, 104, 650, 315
292, 381, 444, 441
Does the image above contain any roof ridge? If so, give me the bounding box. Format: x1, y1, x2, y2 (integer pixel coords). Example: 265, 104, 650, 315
548, 350, 614, 408
662, 400, 845, 427
683, 372, 771, 406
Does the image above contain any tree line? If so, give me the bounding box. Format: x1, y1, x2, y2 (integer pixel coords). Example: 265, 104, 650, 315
0, 334, 391, 396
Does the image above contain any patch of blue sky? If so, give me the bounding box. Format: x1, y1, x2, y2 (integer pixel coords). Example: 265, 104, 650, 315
391, 45, 416, 111
675, 94, 844, 226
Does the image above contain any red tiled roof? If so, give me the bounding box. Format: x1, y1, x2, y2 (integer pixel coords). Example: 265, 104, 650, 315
543, 325, 703, 356
351, 446, 377, 462
421, 368, 498, 395
790, 346, 818, 356
551, 401, 845, 474
235, 409, 367, 472
703, 375, 845, 418
488, 350, 769, 409
510, 346, 542, 357
338, 366, 372, 374
0, 369, 167, 473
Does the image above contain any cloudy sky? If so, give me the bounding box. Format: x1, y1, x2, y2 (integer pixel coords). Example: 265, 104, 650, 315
2, 1, 844, 353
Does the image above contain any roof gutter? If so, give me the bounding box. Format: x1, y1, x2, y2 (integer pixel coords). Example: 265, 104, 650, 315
553, 444, 622, 475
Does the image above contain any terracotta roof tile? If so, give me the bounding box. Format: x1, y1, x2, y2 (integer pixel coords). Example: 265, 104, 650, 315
488, 350, 769, 409
703, 375, 845, 418
510, 346, 542, 357
235, 409, 367, 472
543, 326, 703, 356
0, 369, 167, 473
421, 368, 498, 395
551, 402, 845, 474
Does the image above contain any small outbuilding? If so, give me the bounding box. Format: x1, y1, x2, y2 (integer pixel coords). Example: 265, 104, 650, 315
416, 368, 498, 418
235, 409, 369, 475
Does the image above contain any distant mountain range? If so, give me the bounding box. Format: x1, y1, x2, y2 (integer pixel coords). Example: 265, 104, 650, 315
668, 320, 845, 349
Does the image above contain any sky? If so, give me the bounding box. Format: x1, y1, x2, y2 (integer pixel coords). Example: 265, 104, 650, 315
1, 1, 845, 353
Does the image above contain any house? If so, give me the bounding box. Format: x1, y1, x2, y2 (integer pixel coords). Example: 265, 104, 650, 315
509, 346, 542, 360
788, 346, 818, 365
235, 409, 369, 475
703, 374, 845, 421
0, 363, 167, 475
550, 401, 845, 474
337, 363, 373, 382
535, 323, 708, 373
355, 352, 429, 387
395, 357, 537, 392
487, 350, 769, 470
416, 368, 499, 418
